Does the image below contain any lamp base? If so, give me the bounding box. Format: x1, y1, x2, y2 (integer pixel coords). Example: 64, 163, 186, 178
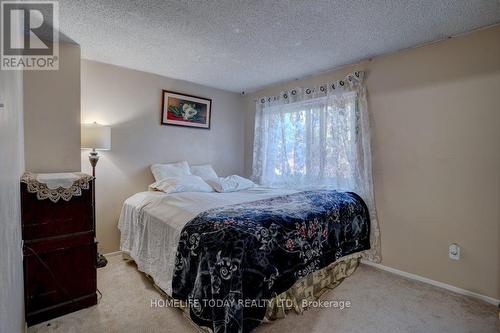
89, 149, 99, 178
96, 253, 108, 268
89, 150, 106, 268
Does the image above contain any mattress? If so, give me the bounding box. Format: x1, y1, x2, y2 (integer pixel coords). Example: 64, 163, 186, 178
118, 187, 298, 295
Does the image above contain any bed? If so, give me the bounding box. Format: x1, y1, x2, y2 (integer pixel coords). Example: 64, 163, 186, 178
118, 186, 370, 333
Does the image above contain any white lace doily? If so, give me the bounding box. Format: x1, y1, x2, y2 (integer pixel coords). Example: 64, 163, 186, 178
21, 172, 94, 203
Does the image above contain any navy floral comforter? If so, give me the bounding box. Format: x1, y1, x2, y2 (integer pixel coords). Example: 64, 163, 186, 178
172, 190, 370, 333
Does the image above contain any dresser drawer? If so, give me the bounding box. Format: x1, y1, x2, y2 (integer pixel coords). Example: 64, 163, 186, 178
23, 233, 97, 325
21, 182, 93, 240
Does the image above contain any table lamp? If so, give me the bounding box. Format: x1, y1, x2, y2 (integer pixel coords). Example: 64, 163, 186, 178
81, 122, 111, 177
81, 122, 111, 268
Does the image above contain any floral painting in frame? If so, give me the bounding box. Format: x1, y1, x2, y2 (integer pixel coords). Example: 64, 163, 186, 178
161, 90, 212, 129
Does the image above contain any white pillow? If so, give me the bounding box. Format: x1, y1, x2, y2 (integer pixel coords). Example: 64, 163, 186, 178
205, 175, 255, 193
190, 164, 218, 180
149, 175, 213, 194
151, 161, 191, 181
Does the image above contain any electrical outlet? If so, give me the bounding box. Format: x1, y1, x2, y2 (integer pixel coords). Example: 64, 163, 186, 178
449, 243, 460, 260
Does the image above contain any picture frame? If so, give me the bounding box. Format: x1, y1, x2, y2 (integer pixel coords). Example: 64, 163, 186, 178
161, 90, 212, 129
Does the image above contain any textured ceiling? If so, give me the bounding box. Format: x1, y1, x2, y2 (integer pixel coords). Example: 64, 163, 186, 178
58, 0, 500, 92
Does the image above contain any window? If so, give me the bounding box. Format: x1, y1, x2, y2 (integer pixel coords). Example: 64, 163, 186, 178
252, 72, 380, 262
252, 93, 359, 190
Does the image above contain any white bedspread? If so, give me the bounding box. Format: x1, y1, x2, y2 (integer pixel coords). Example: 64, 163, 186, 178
118, 187, 297, 295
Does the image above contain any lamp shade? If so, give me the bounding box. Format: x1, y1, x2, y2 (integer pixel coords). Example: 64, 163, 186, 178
81, 123, 111, 150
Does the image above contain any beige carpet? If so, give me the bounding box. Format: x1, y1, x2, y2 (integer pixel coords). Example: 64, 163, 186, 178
29, 256, 499, 333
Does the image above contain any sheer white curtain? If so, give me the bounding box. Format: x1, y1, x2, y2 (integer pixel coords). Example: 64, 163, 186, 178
252, 72, 380, 262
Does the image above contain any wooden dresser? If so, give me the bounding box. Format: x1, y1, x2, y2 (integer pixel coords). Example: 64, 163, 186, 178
21, 172, 97, 326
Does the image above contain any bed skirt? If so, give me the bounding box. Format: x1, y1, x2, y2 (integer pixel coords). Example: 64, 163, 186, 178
264, 254, 360, 321
122, 252, 361, 332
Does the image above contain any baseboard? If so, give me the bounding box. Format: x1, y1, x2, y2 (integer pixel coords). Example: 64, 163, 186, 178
103, 250, 123, 258
361, 260, 499, 306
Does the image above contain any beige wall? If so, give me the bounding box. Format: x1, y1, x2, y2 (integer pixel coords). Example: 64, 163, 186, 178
24, 43, 81, 173
244, 25, 500, 299
0, 69, 25, 332
81, 60, 245, 253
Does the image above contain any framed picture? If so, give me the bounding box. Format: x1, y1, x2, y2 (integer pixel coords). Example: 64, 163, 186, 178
161, 90, 212, 129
